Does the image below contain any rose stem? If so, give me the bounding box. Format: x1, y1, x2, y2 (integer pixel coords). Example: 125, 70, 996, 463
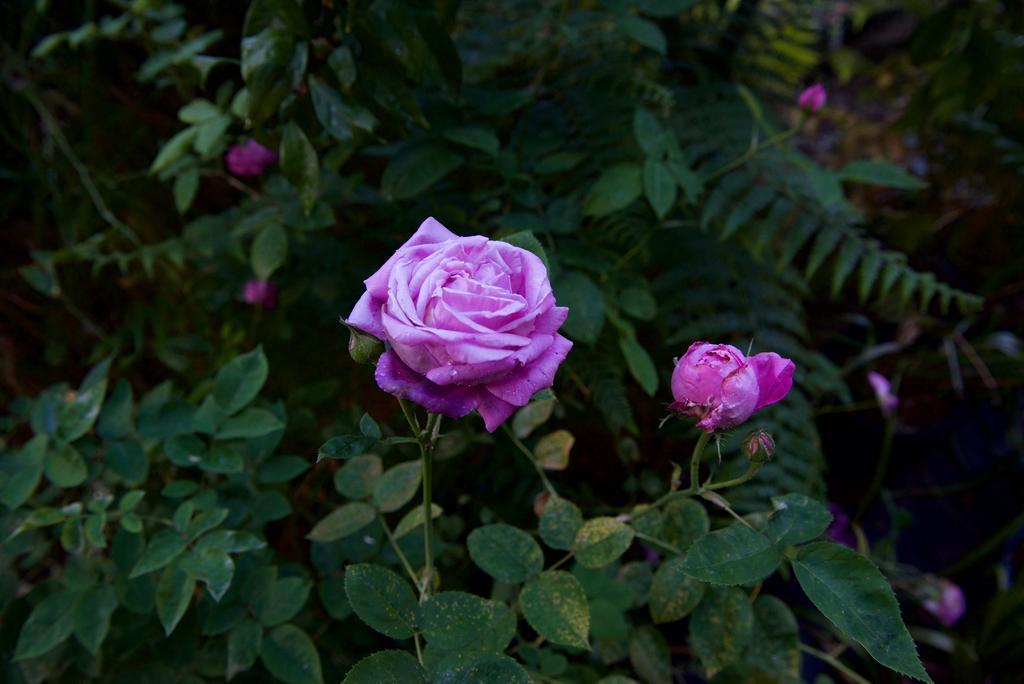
683, 431, 712, 494
419, 413, 442, 600
501, 423, 558, 498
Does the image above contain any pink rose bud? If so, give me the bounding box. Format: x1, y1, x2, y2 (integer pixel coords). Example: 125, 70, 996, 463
345, 323, 383, 366
742, 429, 775, 463
797, 83, 827, 113
346, 217, 573, 432
923, 578, 966, 627
243, 279, 278, 309
670, 342, 795, 432
225, 140, 279, 177
867, 371, 899, 414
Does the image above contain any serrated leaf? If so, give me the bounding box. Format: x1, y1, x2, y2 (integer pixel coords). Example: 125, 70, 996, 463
72, 585, 118, 654
156, 561, 194, 635
260, 624, 324, 684
14, 590, 77, 660
433, 652, 531, 683
318, 434, 376, 461
381, 142, 463, 200
519, 571, 590, 649
554, 271, 605, 345
342, 650, 426, 684
212, 347, 268, 415
583, 163, 642, 217
130, 529, 188, 577
307, 502, 376, 542
0, 434, 47, 509
649, 556, 705, 623
689, 587, 754, 677
393, 503, 443, 539
373, 461, 422, 513
643, 160, 677, 219
662, 497, 709, 551
421, 591, 516, 652
227, 619, 262, 680
257, 577, 311, 627
251, 223, 288, 280
216, 407, 283, 439
793, 542, 932, 682
533, 430, 574, 471
539, 497, 584, 551
280, 122, 319, 213
467, 523, 544, 583
680, 523, 781, 585
345, 564, 418, 639
628, 625, 671, 684
761, 493, 833, 547
573, 517, 635, 569
633, 108, 673, 157
180, 548, 235, 602
334, 454, 383, 499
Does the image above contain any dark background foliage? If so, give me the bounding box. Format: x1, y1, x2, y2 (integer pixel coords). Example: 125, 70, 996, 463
1, 0, 1022, 682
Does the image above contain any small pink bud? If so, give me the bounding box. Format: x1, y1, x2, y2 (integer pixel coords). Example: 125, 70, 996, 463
742, 429, 775, 463
797, 83, 827, 113
242, 279, 278, 309
826, 503, 855, 548
867, 371, 899, 414
225, 140, 278, 177
923, 578, 966, 627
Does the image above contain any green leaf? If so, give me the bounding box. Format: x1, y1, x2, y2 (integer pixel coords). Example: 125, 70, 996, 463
258, 455, 310, 483
216, 407, 284, 440
106, 439, 148, 484
318, 577, 351, 620
227, 619, 263, 680
130, 529, 188, 577
213, 347, 268, 415
583, 163, 643, 217
838, 160, 927, 190
761, 493, 833, 547
310, 77, 377, 142
258, 577, 311, 626
433, 652, 531, 684
512, 398, 555, 439
689, 587, 754, 677
156, 561, 194, 635
668, 159, 703, 204
334, 454, 383, 499
318, 434, 375, 462
328, 46, 357, 89
635, 0, 698, 17
72, 585, 118, 654
519, 571, 590, 649
554, 271, 605, 345
14, 590, 77, 660
261, 624, 324, 684
251, 223, 288, 280
179, 99, 220, 123
373, 461, 422, 513
342, 650, 426, 684
629, 625, 671, 684
174, 167, 199, 213
619, 336, 659, 396
57, 361, 108, 441
681, 523, 782, 585
649, 557, 705, 623
793, 542, 932, 682
344, 564, 418, 639
180, 548, 235, 601
359, 413, 382, 439
421, 591, 516, 652
643, 160, 677, 219
0, 434, 47, 509
280, 122, 320, 213
307, 502, 376, 542
467, 523, 544, 583
196, 529, 266, 554
533, 429, 573, 471
98, 378, 134, 439
620, 16, 667, 54
151, 127, 197, 173
618, 286, 656, 319
443, 125, 499, 156
381, 142, 464, 200
739, 596, 801, 680
662, 497, 709, 551
573, 517, 636, 569
539, 497, 584, 551
393, 503, 443, 539
44, 442, 87, 487
633, 108, 673, 158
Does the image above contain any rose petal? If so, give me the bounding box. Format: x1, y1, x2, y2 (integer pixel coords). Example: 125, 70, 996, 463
374, 349, 477, 419
475, 391, 518, 432
347, 291, 386, 339
485, 334, 573, 407
363, 217, 458, 299
748, 352, 796, 409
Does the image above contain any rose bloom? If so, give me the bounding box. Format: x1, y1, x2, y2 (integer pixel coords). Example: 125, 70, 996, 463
798, 83, 827, 113
867, 371, 899, 414
346, 218, 572, 431
670, 342, 795, 432
242, 279, 278, 309
923, 578, 966, 628
225, 140, 278, 177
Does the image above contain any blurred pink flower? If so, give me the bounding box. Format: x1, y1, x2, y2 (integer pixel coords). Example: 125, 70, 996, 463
798, 83, 827, 113
826, 503, 855, 548
243, 279, 278, 309
924, 578, 966, 627
868, 371, 899, 414
226, 140, 278, 177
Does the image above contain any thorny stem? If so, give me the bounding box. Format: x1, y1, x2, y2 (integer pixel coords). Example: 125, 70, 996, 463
502, 423, 558, 497
683, 432, 712, 494
798, 643, 871, 684
419, 413, 442, 600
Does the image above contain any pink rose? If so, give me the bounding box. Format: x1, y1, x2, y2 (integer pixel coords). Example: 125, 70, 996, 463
670, 342, 795, 432
225, 140, 278, 177
347, 218, 572, 432
243, 279, 278, 309
923, 578, 966, 628
797, 83, 827, 113
867, 371, 899, 414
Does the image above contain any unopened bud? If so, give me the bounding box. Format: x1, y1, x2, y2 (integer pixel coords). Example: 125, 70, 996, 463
344, 322, 383, 365
742, 430, 774, 463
